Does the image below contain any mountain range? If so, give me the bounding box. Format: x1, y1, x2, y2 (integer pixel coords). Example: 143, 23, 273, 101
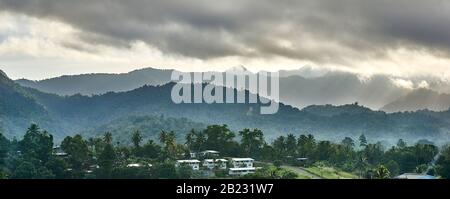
16, 67, 174, 96
2, 69, 450, 145
14, 66, 450, 112
381, 89, 450, 112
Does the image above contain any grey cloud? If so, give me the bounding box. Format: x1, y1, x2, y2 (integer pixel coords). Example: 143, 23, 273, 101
1, 0, 450, 64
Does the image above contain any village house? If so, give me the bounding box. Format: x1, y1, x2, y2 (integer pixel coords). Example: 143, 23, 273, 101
202, 159, 228, 170
176, 160, 201, 170
52, 146, 68, 157
228, 158, 256, 176
394, 173, 437, 179
230, 158, 254, 168
190, 150, 221, 159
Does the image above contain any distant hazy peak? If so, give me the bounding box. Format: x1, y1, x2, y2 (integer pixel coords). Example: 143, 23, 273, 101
381, 88, 450, 112
225, 65, 250, 73
129, 67, 174, 73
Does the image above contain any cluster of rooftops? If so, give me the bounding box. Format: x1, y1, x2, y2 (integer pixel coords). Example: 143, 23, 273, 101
176, 150, 257, 176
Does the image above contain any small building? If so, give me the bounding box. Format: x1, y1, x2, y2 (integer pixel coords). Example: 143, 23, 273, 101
229, 167, 256, 176
127, 163, 143, 168
190, 152, 197, 159
176, 160, 201, 170
230, 158, 254, 168
52, 146, 68, 157
84, 164, 100, 173
199, 150, 220, 158
189, 150, 220, 159
203, 159, 228, 170
395, 173, 437, 179
296, 157, 309, 166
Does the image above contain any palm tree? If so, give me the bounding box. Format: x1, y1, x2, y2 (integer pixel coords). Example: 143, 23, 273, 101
104, 132, 113, 145
355, 154, 368, 179
374, 165, 391, 179
185, 129, 196, 149
159, 130, 168, 145
159, 130, 178, 159
131, 130, 143, 148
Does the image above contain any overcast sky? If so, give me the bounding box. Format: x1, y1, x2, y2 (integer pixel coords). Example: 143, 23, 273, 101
1, 0, 450, 80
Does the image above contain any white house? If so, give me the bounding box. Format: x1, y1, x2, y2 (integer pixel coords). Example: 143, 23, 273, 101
176, 160, 201, 170
230, 158, 254, 168
203, 159, 228, 170
395, 173, 437, 179
215, 159, 228, 170
200, 150, 220, 157
190, 150, 220, 159
229, 167, 256, 176
126, 163, 142, 168
52, 146, 68, 157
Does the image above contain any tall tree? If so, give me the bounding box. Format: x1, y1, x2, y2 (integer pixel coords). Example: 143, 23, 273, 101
104, 132, 113, 145
142, 140, 161, 159
98, 143, 116, 178
397, 139, 407, 148
359, 134, 367, 148
131, 130, 143, 149
297, 134, 316, 159
19, 124, 53, 163
202, 125, 239, 156
341, 137, 355, 148
363, 143, 384, 165
159, 130, 178, 159
61, 134, 90, 174
285, 134, 297, 156
272, 136, 286, 159
239, 129, 265, 158
185, 129, 195, 150
355, 153, 368, 179
316, 141, 334, 161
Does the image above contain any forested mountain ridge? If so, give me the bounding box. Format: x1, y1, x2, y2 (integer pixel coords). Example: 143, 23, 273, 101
0, 70, 58, 138
2, 70, 450, 144
16, 67, 174, 96
16, 67, 442, 111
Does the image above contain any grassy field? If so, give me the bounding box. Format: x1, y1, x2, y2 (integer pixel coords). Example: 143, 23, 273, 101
304, 166, 358, 179
295, 173, 312, 179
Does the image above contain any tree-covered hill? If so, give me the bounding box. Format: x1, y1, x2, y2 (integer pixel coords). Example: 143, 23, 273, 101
0, 70, 59, 138
27, 82, 450, 144
2, 70, 450, 144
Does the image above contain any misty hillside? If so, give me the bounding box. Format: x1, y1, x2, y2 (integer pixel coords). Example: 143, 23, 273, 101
278, 72, 412, 109
15, 67, 428, 110
1, 68, 450, 145
381, 89, 450, 113
0, 70, 59, 138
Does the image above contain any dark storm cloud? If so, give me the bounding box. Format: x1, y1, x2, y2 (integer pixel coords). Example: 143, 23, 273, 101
1, 0, 450, 63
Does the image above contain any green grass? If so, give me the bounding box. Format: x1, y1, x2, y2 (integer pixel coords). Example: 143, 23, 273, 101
296, 174, 311, 179
304, 166, 358, 179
